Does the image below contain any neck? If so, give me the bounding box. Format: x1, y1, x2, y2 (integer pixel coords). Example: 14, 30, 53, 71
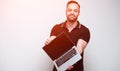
66, 20, 78, 32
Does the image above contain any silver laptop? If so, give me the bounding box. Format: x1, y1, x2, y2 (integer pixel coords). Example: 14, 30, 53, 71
43, 32, 81, 71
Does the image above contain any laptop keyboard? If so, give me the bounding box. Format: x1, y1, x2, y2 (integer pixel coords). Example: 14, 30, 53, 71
55, 48, 77, 67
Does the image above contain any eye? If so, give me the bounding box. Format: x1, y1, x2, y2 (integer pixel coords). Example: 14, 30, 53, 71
74, 9, 79, 12
67, 9, 72, 12
67, 9, 79, 12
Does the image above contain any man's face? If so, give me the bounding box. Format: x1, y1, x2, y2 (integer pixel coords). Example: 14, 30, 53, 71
66, 3, 80, 23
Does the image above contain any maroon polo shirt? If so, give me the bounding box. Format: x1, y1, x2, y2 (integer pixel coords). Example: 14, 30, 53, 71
51, 21, 90, 71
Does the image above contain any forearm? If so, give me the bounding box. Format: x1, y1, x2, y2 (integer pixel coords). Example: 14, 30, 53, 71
76, 39, 87, 54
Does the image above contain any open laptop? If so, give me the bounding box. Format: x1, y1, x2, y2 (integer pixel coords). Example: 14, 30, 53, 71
43, 32, 81, 71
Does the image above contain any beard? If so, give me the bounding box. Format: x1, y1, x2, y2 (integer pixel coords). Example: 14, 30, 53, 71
67, 14, 78, 23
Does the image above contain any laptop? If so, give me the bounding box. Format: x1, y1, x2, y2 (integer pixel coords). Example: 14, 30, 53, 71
43, 32, 81, 71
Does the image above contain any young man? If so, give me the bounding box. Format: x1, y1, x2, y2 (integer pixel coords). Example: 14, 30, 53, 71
45, 1, 90, 71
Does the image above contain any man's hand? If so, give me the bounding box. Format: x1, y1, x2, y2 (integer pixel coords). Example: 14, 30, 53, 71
44, 36, 56, 45
66, 65, 74, 70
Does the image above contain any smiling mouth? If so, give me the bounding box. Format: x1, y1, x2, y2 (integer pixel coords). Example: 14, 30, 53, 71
69, 15, 76, 19
69, 14, 76, 17
69, 14, 75, 16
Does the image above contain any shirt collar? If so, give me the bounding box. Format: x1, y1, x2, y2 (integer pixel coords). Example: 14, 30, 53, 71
61, 21, 81, 29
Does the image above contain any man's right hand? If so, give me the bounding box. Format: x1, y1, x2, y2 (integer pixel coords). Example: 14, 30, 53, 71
44, 36, 56, 45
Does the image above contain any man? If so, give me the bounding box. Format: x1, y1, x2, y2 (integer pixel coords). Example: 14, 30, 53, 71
45, 0, 90, 71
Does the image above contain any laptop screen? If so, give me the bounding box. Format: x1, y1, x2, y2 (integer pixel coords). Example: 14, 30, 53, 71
43, 32, 74, 60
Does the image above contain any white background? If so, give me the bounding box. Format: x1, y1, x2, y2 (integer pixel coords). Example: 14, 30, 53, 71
0, 0, 120, 71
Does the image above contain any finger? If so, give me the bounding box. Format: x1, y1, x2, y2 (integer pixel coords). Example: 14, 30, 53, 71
66, 65, 73, 70
44, 39, 49, 45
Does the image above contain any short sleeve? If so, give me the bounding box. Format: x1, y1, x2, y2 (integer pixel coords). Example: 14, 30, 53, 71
81, 28, 90, 43
50, 24, 62, 36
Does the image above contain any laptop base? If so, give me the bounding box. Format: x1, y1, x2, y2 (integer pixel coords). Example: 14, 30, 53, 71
53, 46, 81, 71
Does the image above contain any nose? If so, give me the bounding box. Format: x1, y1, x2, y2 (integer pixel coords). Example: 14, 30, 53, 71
70, 10, 74, 14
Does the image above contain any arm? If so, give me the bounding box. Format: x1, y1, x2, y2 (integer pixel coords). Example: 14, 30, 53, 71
76, 39, 88, 54
44, 25, 59, 45
44, 36, 56, 45
66, 39, 88, 70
